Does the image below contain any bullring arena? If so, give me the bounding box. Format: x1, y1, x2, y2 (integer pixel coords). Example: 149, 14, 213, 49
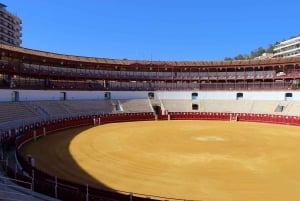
20, 120, 300, 201
1, 43, 300, 201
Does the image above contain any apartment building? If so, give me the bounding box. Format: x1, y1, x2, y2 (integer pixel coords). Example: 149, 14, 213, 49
273, 36, 300, 57
0, 3, 22, 46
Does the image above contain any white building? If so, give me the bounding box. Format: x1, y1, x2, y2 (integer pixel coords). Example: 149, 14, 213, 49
273, 36, 300, 58
254, 52, 273, 60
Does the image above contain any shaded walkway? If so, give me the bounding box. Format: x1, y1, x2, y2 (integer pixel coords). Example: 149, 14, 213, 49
0, 145, 60, 201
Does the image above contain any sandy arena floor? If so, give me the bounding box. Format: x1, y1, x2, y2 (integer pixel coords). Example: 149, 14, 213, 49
20, 120, 300, 201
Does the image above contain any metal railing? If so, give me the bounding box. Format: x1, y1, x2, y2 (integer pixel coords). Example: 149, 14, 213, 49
0, 175, 33, 201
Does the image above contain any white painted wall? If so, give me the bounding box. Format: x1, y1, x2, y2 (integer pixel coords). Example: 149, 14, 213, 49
242, 91, 285, 100
0, 89, 149, 102
199, 91, 288, 100
157, 91, 300, 101
1, 89, 300, 102
66, 91, 106, 100
199, 91, 237, 100
19, 90, 61, 101
110, 91, 149, 99
156, 91, 193, 99
0, 90, 13, 102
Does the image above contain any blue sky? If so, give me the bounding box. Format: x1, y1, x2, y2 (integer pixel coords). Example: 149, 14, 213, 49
3, 0, 300, 61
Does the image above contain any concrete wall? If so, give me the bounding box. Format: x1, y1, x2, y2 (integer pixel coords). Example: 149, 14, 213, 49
0, 89, 149, 102
157, 91, 300, 101
1, 89, 300, 102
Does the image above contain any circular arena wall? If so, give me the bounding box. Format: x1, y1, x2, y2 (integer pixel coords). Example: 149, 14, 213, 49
1, 89, 300, 102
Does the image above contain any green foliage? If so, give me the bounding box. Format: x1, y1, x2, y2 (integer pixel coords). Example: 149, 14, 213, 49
266, 44, 274, 53
234, 54, 249, 60
224, 57, 233, 61
224, 36, 300, 60
225, 42, 276, 60
250, 47, 265, 58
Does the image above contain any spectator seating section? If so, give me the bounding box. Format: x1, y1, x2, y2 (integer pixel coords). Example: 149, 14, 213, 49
118, 99, 154, 113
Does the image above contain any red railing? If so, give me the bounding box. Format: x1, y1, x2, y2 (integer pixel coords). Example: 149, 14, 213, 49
168, 112, 300, 125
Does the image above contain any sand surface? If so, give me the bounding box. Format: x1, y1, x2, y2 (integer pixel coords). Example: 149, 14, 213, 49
20, 120, 300, 201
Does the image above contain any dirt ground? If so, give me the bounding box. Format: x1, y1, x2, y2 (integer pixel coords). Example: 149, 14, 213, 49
20, 120, 300, 201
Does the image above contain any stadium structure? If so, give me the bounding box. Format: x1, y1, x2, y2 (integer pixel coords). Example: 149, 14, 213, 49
1, 41, 300, 201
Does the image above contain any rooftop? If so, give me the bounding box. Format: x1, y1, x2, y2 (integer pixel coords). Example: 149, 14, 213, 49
0, 3, 6, 10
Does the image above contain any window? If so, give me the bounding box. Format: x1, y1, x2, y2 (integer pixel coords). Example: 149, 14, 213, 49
236, 93, 243, 100
285, 93, 293, 101
191, 92, 198, 100
192, 104, 199, 110
60, 92, 66, 101
148, 92, 154, 99
11, 91, 19, 102
104, 92, 111, 100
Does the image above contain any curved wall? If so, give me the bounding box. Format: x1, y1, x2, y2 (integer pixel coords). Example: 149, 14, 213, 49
156, 91, 299, 100
0, 89, 150, 102
1, 89, 300, 102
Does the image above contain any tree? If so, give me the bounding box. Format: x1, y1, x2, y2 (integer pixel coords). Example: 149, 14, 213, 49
234, 54, 249, 60
250, 47, 266, 58
266, 44, 274, 53
224, 57, 233, 61
224, 41, 278, 61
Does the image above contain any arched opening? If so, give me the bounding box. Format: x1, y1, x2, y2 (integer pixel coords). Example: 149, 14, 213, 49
236, 92, 243, 100
192, 104, 199, 110
11, 91, 19, 102
104, 92, 111, 100
148, 92, 155, 99
152, 105, 161, 115
191, 92, 198, 100
285, 92, 293, 101
60, 92, 66, 101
